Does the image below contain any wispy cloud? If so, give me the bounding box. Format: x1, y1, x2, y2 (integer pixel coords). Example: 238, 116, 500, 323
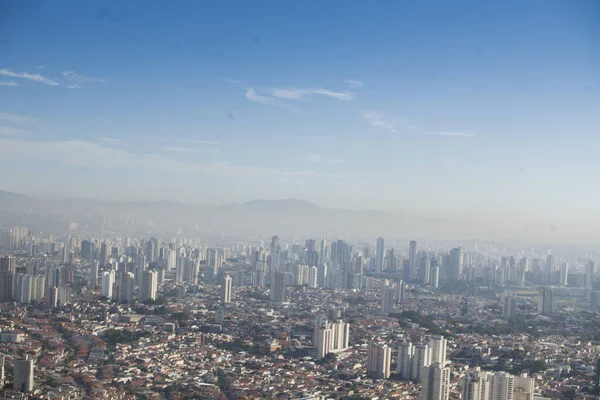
269, 87, 353, 101
308, 153, 344, 165
62, 70, 107, 83
246, 88, 277, 105
0, 138, 348, 180
0, 81, 19, 87
0, 113, 31, 123
0, 68, 60, 86
308, 153, 322, 163
361, 111, 397, 133
425, 131, 476, 137
0, 126, 29, 135
345, 79, 364, 88
164, 146, 221, 155
179, 139, 221, 145
101, 137, 127, 144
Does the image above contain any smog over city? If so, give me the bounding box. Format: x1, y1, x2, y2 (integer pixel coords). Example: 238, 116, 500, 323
0, 1, 599, 399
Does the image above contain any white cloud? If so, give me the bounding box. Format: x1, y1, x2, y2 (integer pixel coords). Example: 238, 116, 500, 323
164, 146, 221, 155
308, 153, 323, 163
246, 88, 276, 105
0, 126, 29, 135
62, 70, 107, 83
101, 137, 127, 144
0, 138, 348, 180
425, 131, 476, 137
0, 68, 60, 86
269, 87, 353, 101
345, 79, 364, 88
0, 113, 31, 123
66, 84, 81, 89
308, 153, 344, 165
361, 111, 397, 133
0, 81, 19, 86
179, 139, 221, 145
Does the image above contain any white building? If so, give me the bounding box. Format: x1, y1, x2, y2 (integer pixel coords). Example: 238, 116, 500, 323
220, 274, 232, 303
102, 270, 115, 298
367, 343, 391, 379
421, 362, 450, 400
140, 270, 157, 302
397, 341, 414, 379
429, 335, 447, 365
412, 344, 432, 381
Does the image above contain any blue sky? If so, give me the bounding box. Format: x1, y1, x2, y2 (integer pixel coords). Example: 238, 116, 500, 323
0, 1, 599, 225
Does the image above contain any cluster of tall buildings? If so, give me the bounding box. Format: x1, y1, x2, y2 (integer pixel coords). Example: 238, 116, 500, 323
367, 335, 449, 386
313, 310, 350, 360
461, 368, 535, 400
397, 336, 448, 381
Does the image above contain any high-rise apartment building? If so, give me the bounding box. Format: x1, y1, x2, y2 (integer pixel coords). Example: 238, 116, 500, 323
421, 362, 450, 400
367, 343, 392, 379
102, 270, 115, 298
117, 272, 135, 304
429, 335, 447, 365
140, 270, 157, 302
503, 293, 518, 318
397, 341, 414, 379
559, 263, 569, 286
270, 271, 287, 304
313, 315, 350, 359
538, 288, 555, 316
409, 240, 417, 278
13, 357, 34, 393
375, 237, 384, 273
490, 372, 515, 400
220, 274, 232, 303
461, 367, 491, 400
380, 281, 394, 316
412, 344, 432, 381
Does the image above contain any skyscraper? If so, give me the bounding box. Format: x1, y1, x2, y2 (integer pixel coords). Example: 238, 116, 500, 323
537, 288, 555, 316
140, 270, 157, 302
431, 264, 440, 288
559, 262, 569, 286
221, 274, 232, 303
396, 279, 406, 304
429, 335, 447, 365
270, 271, 287, 304
13, 357, 34, 393
586, 260, 596, 289
490, 372, 515, 400
409, 240, 417, 278
375, 237, 384, 273
117, 272, 135, 304
90, 261, 99, 289
449, 247, 463, 281
461, 368, 491, 400
367, 343, 392, 379
421, 363, 450, 400
102, 270, 115, 299
503, 293, 518, 318
397, 341, 414, 379
412, 344, 432, 381
380, 281, 394, 316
